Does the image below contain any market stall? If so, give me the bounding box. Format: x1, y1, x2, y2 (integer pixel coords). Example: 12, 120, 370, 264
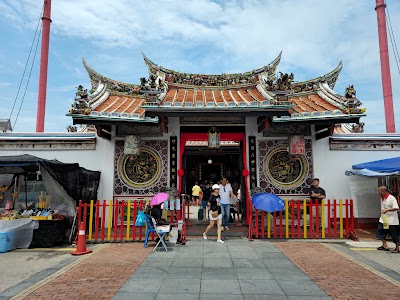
0, 154, 100, 251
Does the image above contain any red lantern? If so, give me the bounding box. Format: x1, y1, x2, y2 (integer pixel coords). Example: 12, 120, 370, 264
242, 169, 249, 177
178, 169, 185, 177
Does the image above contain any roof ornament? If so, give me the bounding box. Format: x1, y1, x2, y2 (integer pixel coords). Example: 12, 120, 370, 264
351, 122, 365, 133
344, 84, 356, 98
75, 85, 88, 99
140, 75, 166, 105
69, 85, 91, 115
343, 84, 366, 114
264, 72, 294, 92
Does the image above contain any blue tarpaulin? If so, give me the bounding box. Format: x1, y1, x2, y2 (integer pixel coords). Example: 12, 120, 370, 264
346, 157, 400, 177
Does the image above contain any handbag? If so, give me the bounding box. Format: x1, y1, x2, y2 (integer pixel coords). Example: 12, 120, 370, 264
211, 210, 219, 218
135, 211, 146, 227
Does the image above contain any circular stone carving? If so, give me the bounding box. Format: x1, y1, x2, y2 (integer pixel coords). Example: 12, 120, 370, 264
264, 148, 307, 189
118, 146, 162, 188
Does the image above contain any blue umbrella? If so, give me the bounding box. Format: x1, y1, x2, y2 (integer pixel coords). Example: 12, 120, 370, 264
252, 192, 285, 213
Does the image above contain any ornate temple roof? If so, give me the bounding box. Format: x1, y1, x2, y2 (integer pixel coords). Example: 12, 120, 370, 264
142, 52, 282, 88
67, 54, 365, 130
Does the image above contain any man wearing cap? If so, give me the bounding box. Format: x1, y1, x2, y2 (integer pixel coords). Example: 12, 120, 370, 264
219, 177, 236, 231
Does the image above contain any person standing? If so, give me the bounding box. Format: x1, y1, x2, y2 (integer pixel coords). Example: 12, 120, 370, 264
376, 186, 399, 253
203, 184, 224, 243
219, 177, 235, 231
192, 182, 202, 206
309, 178, 326, 232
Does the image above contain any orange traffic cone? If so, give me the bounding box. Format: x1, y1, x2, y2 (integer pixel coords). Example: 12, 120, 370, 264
70, 222, 92, 256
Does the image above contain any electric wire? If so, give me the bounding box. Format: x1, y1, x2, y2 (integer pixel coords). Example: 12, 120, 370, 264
9, 4, 44, 129
13, 25, 42, 130
386, 5, 400, 76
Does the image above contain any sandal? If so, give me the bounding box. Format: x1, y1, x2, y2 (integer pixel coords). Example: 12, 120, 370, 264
377, 246, 390, 251
390, 249, 400, 253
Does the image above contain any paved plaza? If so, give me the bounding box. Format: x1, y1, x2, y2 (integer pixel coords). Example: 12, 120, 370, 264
2, 237, 400, 299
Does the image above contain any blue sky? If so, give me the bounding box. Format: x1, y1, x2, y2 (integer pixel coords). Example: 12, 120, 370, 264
0, 0, 399, 133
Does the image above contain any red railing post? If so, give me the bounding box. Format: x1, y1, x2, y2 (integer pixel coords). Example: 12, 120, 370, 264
119, 200, 125, 241
309, 200, 313, 238
101, 200, 106, 241
273, 212, 277, 238
113, 200, 118, 241
247, 198, 253, 241
350, 200, 355, 232
279, 210, 283, 238
255, 209, 259, 239
291, 200, 295, 238
296, 200, 301, 238
327, 199, 331, 238
132, 200, 137, 241
345, 199, 350, 236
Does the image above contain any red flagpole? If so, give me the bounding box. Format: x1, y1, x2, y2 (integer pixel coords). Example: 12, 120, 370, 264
375, 0, 396, 133
36, 0, 52, 132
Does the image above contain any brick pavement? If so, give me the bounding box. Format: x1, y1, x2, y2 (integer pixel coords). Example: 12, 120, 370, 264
20, 243, 151, 300
274, 242, 400, 300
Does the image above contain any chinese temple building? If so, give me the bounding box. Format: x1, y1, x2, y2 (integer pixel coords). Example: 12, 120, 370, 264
66, 52, 367, 222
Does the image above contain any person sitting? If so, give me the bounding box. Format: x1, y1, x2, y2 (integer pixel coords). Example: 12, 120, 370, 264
149, 203, 169, 225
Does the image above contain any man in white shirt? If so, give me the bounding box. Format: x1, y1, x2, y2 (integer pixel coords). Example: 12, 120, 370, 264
376, 186, 399, 253
219, 177, 235, 231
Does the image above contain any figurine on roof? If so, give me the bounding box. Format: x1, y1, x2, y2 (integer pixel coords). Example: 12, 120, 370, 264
75, 85, 88, 99
351, 122, 365, 133
345, 84, 356, 98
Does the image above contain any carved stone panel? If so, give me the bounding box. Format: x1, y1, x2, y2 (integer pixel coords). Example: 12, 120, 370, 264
114, 139, 168, 195
258, 139, 313, 194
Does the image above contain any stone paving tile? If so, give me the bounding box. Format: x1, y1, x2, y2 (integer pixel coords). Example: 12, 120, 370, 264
274, 242, 400, 300
159, 278, 201, 294
239, 279, 286, 296
167, 267, 202, 279
200, 294, 244, 300
200, 279, 242, 294
203, 258, 233, 268
130, 266, 170, 279
156, 294, 200, 300
232, 258, 265, 268
171, 257, 203, 267
23, 243, 151, 300
113, 292, 157, 300
201, 267, 237, 279
235, 268, 273, 280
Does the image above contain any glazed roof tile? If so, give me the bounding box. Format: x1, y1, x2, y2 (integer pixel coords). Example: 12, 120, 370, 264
68, 57, 365, 124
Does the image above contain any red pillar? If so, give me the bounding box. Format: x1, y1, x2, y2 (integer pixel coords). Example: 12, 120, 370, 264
375, 0, 396, 133
36, 0, 52, 132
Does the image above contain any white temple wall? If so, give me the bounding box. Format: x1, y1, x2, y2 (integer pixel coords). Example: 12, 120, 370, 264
311, 134, 400, 219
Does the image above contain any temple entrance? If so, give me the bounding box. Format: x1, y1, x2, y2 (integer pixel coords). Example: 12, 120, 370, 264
178, 130, 248, 236
183, 149, 242, 196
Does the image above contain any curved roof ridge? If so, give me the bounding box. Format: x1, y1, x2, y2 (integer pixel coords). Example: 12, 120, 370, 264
294, 61, 342, 89
82, 58, 140, 92
142, 51, 283, 78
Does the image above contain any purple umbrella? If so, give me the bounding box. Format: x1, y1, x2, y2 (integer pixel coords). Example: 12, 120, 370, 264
150, 192, 169, 206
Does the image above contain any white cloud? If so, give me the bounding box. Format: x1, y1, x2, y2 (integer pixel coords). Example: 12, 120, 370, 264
0, 0, 399, 133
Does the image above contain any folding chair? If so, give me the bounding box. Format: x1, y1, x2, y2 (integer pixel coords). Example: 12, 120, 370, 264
143, 214, 156, 248
151, 217, 170, 252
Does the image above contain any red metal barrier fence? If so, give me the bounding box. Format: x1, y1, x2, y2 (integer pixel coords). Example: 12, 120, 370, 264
76, 198, 187, 243
247, 199, 357, 240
